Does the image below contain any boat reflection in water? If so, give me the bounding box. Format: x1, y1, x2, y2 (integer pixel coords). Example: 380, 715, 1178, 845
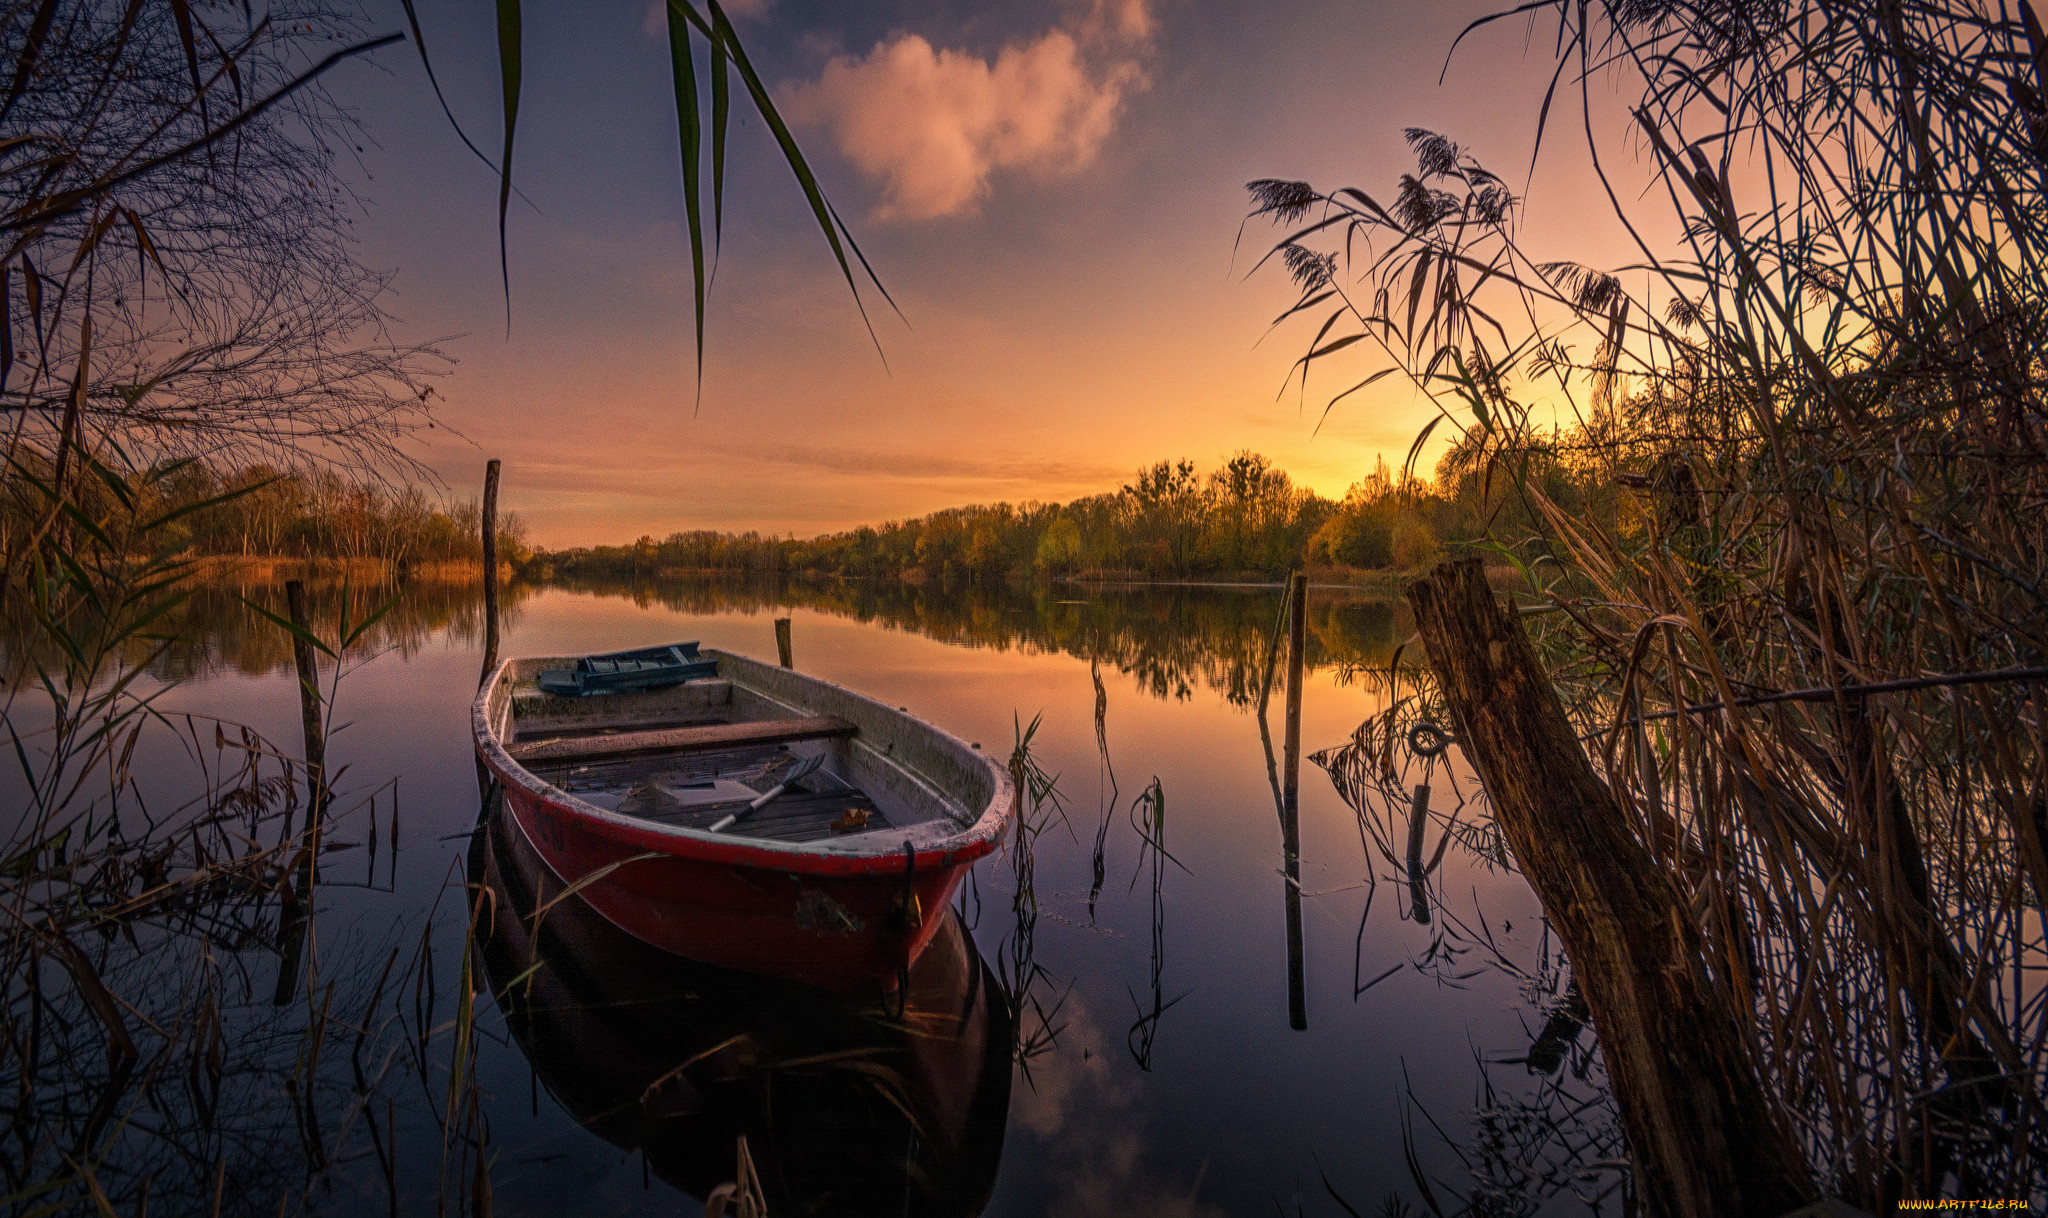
471, 807, 1015, 1215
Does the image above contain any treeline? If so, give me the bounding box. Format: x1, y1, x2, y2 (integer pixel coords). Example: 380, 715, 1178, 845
5, 459, 533, 571
542, 446, 1621, 583
546, 574, 1406, 708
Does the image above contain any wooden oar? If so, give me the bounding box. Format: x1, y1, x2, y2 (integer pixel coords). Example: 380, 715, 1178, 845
708, 754, 826, 833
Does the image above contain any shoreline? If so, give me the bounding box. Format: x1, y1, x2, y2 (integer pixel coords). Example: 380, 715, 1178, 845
183, 557, 1514, 596
189, 556, 500, 583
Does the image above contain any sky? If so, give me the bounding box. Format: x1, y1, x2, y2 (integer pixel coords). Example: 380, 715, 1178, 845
326, 0, 1641, 546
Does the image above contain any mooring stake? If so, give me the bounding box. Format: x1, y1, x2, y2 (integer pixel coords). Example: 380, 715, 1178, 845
285, 579, 326, 829
1282, 570, 1309, 1030
478, 459, 501, 688
1406, 781, 1431, 925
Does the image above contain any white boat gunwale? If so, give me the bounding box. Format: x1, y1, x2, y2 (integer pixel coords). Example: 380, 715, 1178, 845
474, 647, 1013, 861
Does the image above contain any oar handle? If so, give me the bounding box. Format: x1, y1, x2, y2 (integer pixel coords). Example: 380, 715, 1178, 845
708, 753, 825, 833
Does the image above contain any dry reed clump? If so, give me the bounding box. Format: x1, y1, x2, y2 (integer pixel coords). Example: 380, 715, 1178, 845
997, 713, 1073, 1079
1264, 0, 2048, 1201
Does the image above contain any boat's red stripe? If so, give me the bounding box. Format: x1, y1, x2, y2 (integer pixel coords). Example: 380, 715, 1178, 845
491, 763, 980, 990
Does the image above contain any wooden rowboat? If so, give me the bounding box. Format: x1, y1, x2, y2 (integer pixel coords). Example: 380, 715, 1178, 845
473, 647, 1013, 991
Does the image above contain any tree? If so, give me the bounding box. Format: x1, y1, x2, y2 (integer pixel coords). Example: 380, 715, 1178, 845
0, 1, 447, 516
1035, 517, 1084, 577
1211, 450, 1269, 569
1121, 459, 1206, 575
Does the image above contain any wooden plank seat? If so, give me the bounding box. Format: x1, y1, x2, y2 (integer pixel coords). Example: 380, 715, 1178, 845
519, 716, 723, 743
508, 716, 857, 764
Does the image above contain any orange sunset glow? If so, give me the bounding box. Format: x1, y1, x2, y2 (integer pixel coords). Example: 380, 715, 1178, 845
8, 0, 2043, 1206
338, 0, 1633, 545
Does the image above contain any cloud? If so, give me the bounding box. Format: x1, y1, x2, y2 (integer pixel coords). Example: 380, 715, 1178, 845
699, 439, 1126, 489
782, 1, 1152, 219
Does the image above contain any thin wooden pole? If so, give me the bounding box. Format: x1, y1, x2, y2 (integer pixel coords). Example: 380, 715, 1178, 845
1255, 681, 1308, 1030
285, 579, 325, 824
1281, 571, 1309, 1030
277, 578, 323, 1006
1282, 571, 1307, 815
1406, 559, 1813, 1216
1282, 818, 1307, 1031
479, 459, 501, 688
774, 617, 793, 668
1406, 782, 1432, 925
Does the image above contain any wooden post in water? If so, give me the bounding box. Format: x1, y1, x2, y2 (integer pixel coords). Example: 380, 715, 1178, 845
285, 580, 325, 826
1282, 821, 1307, 1030
1282, 571, 1307, 813
1281, 570, 1309, 1030
1405, 782, 1432, 925
479, 459, 501, 688
775, 617, 793, 668
1406, 560, 1812, 1217
276, 578, 324, 1005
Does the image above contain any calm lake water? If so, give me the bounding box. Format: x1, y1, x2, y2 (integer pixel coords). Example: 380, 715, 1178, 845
8, 576, 1615, 1215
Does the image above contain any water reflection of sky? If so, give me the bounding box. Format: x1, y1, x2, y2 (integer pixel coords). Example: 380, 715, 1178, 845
15, 578, 1601, 1214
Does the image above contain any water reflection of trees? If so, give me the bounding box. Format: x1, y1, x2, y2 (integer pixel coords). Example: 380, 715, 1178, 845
10, 573, 1401, 703
554, 575, 1407, 708
3, 576, 539, 684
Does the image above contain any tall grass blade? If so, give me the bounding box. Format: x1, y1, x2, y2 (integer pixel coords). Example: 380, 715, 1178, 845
494, 0, 522, 330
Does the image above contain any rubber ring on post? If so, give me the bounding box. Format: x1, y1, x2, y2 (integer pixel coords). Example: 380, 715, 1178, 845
1407, 721, 1452, 759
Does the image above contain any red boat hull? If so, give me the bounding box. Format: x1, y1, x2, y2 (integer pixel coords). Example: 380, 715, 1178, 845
486, 753, 988, 992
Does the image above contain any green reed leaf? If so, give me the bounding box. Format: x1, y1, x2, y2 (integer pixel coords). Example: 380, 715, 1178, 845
236, 595, 336, 659
665, 0, 707, 393
494, 0, 522, 329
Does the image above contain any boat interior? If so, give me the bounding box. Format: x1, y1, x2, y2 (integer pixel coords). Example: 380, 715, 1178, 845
483, 651, 996, 850
529, 744, 887, 845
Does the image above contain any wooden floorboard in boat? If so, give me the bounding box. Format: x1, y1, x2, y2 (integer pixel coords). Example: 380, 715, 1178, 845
615, 788, 890, 843
508, 716, 856, 764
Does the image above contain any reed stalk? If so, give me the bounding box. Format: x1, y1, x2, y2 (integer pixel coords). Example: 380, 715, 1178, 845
1267, 0, 2048, 1199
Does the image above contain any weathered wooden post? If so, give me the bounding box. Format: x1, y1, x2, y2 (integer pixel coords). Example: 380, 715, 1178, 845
1282, 571, 1307, 813
1281, 570, 1309, 1029
285, 580, 325, 827
479, 459, 501, 688
271, 910, 306, 1007
1406, 559, 1812, 1217
277, 578, 324, 1005
1282, 829, 1307, 1031
775, 617, 793, 668
1405, 782, 1431, 925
